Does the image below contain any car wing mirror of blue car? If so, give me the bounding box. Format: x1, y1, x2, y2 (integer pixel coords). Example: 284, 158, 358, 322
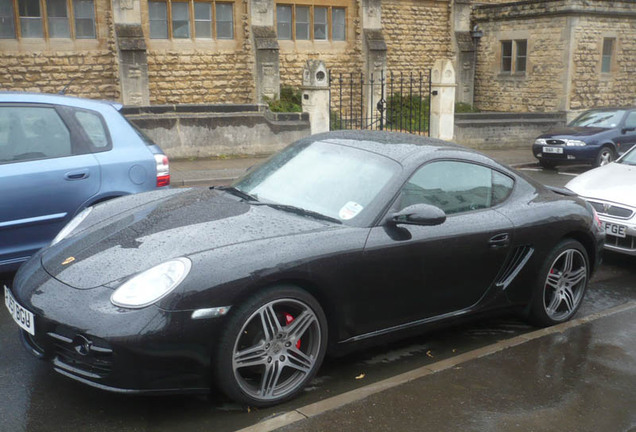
388, 203, 446, 226
621, 127, 636, 134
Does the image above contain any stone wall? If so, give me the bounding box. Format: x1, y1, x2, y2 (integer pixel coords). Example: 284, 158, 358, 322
455, 112, 566, 148
123, 104, 310, 158
0, 0, 120, 100
473, 0, 636, 113
383, 0, 452, 75
144, 3, 255, 104
569, 15, 636, 111
473, 15, 568, 112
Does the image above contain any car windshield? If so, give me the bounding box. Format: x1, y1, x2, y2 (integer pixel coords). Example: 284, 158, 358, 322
233, 140, 400, 223
569, 110, 625, 128
617, 147, 636, 166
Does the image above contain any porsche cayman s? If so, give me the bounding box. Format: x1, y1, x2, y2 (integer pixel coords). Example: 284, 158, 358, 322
5, 131, 603, 406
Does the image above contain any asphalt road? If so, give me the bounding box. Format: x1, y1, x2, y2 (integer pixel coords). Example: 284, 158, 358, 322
1, 165, 634, 432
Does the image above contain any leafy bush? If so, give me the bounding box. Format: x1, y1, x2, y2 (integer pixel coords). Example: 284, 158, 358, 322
455, 102, 480, 113
265, 86, 302, 113
385, 93, 429, 133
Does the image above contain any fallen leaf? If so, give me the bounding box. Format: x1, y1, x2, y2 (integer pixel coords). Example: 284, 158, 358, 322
426, 350, 434, 358
355, 373, 365, 380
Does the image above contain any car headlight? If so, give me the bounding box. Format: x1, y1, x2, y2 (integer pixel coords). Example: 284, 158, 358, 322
535, 138, 547, 145
111, 258, 192, 309
565, 139, 586, 146
51, 207, 93, 246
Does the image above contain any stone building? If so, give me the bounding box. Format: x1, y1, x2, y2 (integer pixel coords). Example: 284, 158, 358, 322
0, 0, 634, 115
472, 0, 636, 116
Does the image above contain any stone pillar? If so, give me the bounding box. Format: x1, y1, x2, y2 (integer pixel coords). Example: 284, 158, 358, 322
250, 0, 280, 103
361, 0, 386, 120
301, 60, 330, 134
451, 0, 475, 106
430, 59, 456, 141
112, 0, 149, 105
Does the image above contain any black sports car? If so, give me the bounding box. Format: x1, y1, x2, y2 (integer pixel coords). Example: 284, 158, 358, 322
5, 131, 604, 406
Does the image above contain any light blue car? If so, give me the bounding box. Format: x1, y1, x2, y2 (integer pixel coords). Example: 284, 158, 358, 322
0, 92, 170, 273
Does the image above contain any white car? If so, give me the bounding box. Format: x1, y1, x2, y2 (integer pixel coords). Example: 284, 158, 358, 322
566, 146, 636, 255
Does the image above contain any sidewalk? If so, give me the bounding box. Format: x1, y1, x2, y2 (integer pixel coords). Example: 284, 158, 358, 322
245, 302, 636, 432
169, 146, 536, 187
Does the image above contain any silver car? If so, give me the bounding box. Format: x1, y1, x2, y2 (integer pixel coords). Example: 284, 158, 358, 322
566, 146, 636, 255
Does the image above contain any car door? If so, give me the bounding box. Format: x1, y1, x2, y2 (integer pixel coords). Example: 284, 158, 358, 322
0, 104, 101, 270
355, 160, 515, 335
614, 110, 636, 154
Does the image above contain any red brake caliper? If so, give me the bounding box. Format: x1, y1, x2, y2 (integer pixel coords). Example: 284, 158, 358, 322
284, 313, 302, 349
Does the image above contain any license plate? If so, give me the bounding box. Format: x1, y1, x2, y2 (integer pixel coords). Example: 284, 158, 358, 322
543, 146, 563, 154
4, 285, 35, 335
603, 222, 627, 238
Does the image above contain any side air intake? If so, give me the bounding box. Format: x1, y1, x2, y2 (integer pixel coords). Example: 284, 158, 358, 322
495, 245, 534, 289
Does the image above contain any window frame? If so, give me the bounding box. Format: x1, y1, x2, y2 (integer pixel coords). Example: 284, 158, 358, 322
148, 0, 235, 40
393, 159, 515, 217
1, 0, 96, 40
500, 39, 527, 75
601, 37, 615, 74
275, 3, 346, 42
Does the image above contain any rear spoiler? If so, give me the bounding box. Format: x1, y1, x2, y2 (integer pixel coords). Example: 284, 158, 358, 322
546, 185, 577, 197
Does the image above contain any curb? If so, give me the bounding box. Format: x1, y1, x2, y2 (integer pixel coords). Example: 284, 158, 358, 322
235, 301, 636, 432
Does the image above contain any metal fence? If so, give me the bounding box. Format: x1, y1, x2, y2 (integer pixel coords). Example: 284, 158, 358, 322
329, 70, 432, 135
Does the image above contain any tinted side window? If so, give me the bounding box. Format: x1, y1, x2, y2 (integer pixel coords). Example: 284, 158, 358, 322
625, 112, 636, 129
398, 161, 513, 215
0, 106, 71, 163
74, 110, 109, 148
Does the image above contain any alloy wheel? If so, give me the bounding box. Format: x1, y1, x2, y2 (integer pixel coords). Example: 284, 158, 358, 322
231, 298, 322, 402
542, 249, 587, 321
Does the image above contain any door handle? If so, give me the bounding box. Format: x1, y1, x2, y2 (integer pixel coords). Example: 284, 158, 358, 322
488, 233, 510, 248
64, 169, 90, 181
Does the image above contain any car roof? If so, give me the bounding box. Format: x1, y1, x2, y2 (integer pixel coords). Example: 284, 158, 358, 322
0, 91, 122, 111
303, 130, 467, 163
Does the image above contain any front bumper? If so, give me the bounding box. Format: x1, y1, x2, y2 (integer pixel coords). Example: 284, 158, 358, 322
532, 144, 597, 164
599, 217, 636, 256
9, 275, 224, 394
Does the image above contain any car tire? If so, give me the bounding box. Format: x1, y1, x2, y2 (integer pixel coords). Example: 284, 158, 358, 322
539, 160, 557, 169
527, 239, 589, 327
215, 286, 328, 407
594, 146, 616, 167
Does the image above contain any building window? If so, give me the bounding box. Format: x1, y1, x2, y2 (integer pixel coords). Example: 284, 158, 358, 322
194, 2, 211, 38
332, 7, 345, 41
295, 5, 308, 40
171, 1, 190, 38
19, 0, 43, 37
149, 0, 234, 40
276, 4, 346, 41
47, 0, 69, 38
1, 0, 95, 39
215, 3, 233, 39
276, 4, 291, 40
601, 38, 614, 73
0, 0, 16, 38
501, 39, 527, 74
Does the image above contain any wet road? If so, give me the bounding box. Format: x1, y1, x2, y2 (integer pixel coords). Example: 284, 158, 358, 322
1, 165, 634, 432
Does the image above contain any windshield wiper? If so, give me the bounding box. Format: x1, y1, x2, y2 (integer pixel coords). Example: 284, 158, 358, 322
252, 202, 342, 224
213, 186, 259, 202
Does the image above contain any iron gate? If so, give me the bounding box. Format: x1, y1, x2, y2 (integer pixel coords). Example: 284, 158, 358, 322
329, 70, 432, 136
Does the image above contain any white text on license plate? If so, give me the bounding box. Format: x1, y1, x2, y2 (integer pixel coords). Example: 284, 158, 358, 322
603, 222, 627, 238
543, 146, 563, 154
4, 285, 35, 335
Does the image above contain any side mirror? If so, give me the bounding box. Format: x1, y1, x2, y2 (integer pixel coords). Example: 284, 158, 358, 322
389, 203, 446, 226
621, 127, 636, 134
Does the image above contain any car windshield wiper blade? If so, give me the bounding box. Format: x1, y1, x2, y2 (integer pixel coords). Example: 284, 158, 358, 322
252, 202, 342, 224
213, 186, 259, 202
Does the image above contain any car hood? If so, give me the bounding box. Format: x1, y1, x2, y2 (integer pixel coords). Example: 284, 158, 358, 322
566, 162, 636, 208
41, 188, 338, 289
538, 126, 609, 139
